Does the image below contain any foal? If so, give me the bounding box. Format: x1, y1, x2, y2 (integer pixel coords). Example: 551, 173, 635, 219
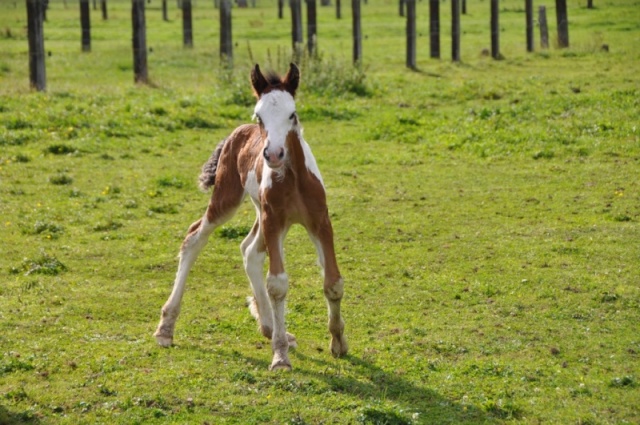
153, 63, 348, 370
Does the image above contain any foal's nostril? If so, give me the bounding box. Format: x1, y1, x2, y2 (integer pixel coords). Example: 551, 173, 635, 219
278, 148, 285, 160
263, 147, 269, 160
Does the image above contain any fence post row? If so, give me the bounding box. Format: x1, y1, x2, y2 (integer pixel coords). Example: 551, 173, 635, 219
80, 0, 91, 52
26, 0, 46, 91
24, 0, 579, 88
132, 0, 149, 83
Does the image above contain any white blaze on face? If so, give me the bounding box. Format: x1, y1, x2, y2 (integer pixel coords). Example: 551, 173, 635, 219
254, 90, 297, 167
253, 89, 325, 187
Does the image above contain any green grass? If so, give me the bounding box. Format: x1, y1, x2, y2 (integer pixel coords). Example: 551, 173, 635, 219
1, 0, 639, 424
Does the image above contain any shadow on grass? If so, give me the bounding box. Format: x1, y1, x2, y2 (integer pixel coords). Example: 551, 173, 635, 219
223, 348, 500, 424
0, 404, 41, 425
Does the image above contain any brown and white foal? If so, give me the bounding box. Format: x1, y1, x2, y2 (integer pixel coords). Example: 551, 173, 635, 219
153, 63, 347, 370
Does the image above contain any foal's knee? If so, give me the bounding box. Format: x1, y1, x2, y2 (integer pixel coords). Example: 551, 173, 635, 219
267, 273, 289, 301
324, 278, 344, 302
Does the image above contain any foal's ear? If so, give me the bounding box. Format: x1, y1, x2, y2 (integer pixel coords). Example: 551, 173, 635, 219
283, 63, 300, 97
251, 64, 269, 97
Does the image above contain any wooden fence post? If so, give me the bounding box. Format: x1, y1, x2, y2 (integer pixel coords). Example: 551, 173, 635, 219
538, 5, 549, 49
461, 0, 466, 15
162, 0, 168, 21
80, 0, 91, 52
555, 0, 569, 47
429, 0, 440, 58
525, 0, 533, 52
352, 0, 361, 64
183, 0, 193, 47
220, 0, 233, 65
399, 0, 404, 17
451, 0, 460, 62
306, 0, 317, 56
406, 0, 416, 69
290, 0, 303, 58
587, 0, 593, 9
132, 0, 149, 84
336, 0, 341, 19
278, 0, 283, 19
26, 0, 46, 91
101, 0, 108, 19
490, 0, 499, 59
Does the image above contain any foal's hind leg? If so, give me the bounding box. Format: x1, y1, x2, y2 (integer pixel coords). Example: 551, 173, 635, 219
154, 216, 217, 346
154, 188, 243, 346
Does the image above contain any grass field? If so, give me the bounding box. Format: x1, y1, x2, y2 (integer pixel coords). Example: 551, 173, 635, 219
1, 0, 639, 424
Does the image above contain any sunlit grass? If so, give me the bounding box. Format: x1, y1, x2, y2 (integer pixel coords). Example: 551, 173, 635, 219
1, 0, 639, 424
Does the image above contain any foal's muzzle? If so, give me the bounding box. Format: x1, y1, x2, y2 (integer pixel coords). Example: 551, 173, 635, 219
263, 146, 286, 169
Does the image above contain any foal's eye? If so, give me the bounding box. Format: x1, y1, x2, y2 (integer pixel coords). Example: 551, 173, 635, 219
255, 115, 263, 124
289, 112, 296, 120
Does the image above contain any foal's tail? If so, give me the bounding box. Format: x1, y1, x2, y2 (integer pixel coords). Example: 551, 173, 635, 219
198, 139, 227, 191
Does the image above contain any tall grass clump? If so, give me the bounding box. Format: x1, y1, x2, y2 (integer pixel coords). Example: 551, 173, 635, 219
297, 53, 372, 98
245, 43, 372, 98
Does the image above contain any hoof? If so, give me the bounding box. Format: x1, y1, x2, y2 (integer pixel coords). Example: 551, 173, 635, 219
154, 333, 173, 347
330, 335, 348, 358
269, 359, 292, 371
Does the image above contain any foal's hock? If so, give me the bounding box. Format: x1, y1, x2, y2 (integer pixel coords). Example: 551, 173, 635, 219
153, 63, 347, 371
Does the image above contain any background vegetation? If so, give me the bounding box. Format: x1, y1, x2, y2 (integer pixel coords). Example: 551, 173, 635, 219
1, 0, 638, 423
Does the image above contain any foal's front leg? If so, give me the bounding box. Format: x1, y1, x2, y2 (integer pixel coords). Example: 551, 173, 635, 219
263, 217, 292, 371
241, 220, 274, 339
313, 222, 348, 358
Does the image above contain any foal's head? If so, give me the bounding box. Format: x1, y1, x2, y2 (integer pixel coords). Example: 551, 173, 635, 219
251, 63, 300, 170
